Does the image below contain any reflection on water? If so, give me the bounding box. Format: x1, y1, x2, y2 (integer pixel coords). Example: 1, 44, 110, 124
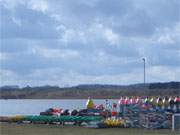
0, 99, 118, 116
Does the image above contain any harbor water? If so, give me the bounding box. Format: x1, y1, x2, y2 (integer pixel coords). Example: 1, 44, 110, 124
0, 99, 118, 116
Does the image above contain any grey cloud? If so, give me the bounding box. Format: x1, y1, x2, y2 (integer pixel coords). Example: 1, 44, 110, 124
80, 0, 178, 37
148, 45, 180, 67
134, 0, 180, 27
0, 0, 180, 86
0, 3, 61, 39
1, 39, 28, 53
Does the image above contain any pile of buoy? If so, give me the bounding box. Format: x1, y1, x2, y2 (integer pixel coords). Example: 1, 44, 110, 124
0, 115, 103, 125
0, 96, 179, 129
103, 118, 124, 127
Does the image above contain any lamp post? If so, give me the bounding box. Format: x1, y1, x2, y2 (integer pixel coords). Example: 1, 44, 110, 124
142, 58, 146, 84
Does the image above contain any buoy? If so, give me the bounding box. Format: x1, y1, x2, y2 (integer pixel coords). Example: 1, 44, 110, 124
86, 97, 94, 109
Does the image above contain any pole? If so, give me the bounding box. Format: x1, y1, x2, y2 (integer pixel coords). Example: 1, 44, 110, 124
142, 58, 146, 84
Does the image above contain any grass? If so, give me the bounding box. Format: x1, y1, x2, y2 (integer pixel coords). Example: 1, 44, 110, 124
0, 122, 179, 135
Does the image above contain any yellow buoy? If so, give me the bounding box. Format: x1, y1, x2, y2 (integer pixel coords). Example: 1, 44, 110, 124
10, 115, 25, 122
86, 97, 94, 109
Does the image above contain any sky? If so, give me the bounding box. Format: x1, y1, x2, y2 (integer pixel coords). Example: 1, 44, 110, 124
0, 0, 180, 87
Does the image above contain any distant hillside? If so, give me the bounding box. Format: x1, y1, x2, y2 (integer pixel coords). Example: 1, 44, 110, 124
0, 82, 179, 99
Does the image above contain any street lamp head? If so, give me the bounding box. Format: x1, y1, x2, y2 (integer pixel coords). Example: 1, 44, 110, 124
142, 58, 145, 61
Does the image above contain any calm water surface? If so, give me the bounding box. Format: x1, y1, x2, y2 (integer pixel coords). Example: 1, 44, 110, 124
0, 99, 119, 116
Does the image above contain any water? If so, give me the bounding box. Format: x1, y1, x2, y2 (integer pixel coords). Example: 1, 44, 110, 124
0, 99, 119, 116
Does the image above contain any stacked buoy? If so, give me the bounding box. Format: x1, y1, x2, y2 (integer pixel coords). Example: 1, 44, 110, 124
103, 118, 124, 127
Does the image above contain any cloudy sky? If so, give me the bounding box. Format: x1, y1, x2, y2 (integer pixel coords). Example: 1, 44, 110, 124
0, 0, 180, 87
